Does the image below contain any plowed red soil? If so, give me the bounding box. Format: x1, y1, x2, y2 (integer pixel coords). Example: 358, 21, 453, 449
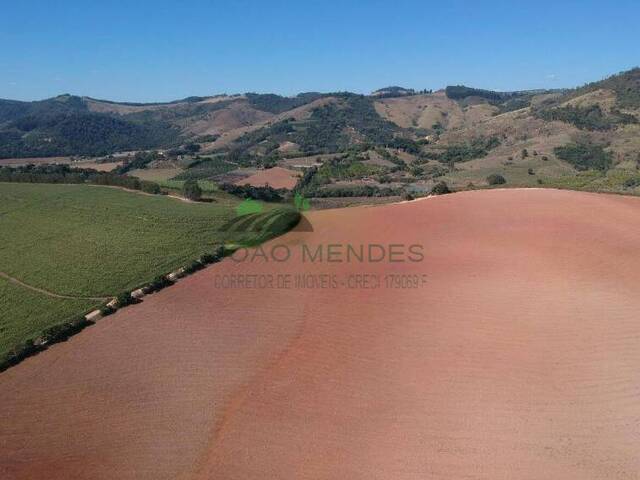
2, 189, 640, 480
234, 166, 300, 190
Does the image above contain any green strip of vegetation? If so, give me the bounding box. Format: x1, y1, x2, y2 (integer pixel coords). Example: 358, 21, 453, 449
537, 104, 637, 131
0, 164, 162, 194
173, 157, 237, 180
425, 137, 501, 164
554, 142, 613, 171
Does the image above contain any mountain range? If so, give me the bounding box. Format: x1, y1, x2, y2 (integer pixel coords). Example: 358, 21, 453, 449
1, 68, 639, 196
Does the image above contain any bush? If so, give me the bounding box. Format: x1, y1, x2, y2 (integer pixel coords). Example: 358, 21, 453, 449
487, 174, 507, 185
116, 292, 135, 307
183, 179, 203, 201
182, 260, 204, 275
431, 181, 451, 195
147, 275, 174, 294
141, 180, 161, 194
200, 247, 224, 264
100, 305, 116, 316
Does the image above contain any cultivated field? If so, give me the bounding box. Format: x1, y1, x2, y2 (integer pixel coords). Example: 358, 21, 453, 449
2, 189, 640, 479
0, 182, 295, 361
0, 276, 96, 359
234, 166, 301, 190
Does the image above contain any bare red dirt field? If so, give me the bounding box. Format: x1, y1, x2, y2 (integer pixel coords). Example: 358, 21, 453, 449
234, 166, 301, 190
2, 189, 640, 479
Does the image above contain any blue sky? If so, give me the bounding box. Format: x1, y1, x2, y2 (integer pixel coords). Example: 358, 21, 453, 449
1, 0, 639, 102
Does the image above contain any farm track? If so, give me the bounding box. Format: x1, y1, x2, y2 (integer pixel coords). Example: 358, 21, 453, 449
0, 271, 108, 301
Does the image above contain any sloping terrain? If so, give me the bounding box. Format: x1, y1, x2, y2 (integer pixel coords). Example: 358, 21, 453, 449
202, 96, 337, 151
2, 189, 640, 479
374, 90, 491, 130
2, 68, 639, 197
234, 166, 300, 189
0, 94, 326, 159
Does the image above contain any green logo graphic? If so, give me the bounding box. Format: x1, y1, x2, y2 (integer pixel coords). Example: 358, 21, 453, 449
294, 193, 310, 212
236, 198, 264, 216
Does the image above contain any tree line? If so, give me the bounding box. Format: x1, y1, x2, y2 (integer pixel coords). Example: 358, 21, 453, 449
0, 164, 162, 194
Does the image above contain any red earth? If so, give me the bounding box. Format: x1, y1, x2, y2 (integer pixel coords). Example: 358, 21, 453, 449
2, 188, 640, 479
234, 166, 301, 190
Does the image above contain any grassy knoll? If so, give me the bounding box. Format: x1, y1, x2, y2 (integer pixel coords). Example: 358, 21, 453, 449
0, 183, 299, 363
0, 276, 97, 359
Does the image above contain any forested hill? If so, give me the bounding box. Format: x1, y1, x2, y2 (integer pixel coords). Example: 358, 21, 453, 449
0, 95, 181, 158
1, 68, 639, 161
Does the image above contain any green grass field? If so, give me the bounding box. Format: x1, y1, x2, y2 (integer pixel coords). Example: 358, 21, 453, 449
0, 276, 96, 358
0, 182, 299, 362
0, 183, 244, 297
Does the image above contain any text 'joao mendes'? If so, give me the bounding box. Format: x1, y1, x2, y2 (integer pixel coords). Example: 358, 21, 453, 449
231, 243, 425, 263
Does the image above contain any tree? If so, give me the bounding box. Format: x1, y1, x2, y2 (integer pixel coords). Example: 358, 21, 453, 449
487, 174, 506, 185
184, 143, 201, 154
183, 179, 202, 201
431, 181, 451, 195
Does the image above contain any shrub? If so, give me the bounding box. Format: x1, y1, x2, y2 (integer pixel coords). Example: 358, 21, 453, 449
487, 174, 506, 185
431, 181, 451, 195
182, 260, 204, 275
100, 305, 116, 316
183, 179, 203, 201
140, 181, 161, 194
147, 275, 174, 294
116, 292, 135, 307
200, 247, 224, 264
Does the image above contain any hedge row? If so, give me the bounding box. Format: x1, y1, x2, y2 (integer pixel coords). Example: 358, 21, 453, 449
0, 164, 162, 194
0, 316, 94, 373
